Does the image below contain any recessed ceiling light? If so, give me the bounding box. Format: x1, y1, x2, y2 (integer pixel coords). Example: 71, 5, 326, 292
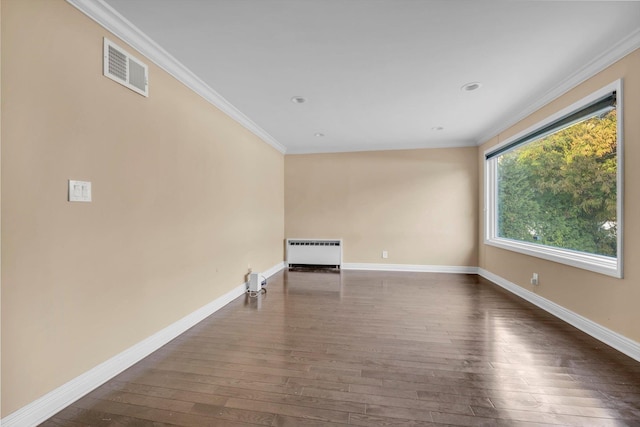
432, 126, 444, 131
314, 132, 325, 137
290, 96, 306, 104
461, 82, 482, 92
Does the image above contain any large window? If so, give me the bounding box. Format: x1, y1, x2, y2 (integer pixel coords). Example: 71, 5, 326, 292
485, 81, 622, 277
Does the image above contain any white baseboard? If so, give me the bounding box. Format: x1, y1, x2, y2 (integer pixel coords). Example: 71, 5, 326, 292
478, 268, 640, 363
261, 262, 286, 280
7, 262, 637, 426
1, 262, 285, 427
342, 262, 478, 274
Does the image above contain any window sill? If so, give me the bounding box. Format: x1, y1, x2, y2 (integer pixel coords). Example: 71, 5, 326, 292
485, 237, 621, 278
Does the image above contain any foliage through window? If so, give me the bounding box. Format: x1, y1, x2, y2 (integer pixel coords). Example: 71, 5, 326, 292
485, 83, 622, 277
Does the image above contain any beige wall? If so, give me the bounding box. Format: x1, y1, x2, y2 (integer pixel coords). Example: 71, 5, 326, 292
1, 0, 284, 416
479, 49, 640, 343
2, 0, 638, 420
285, 148, 478, 266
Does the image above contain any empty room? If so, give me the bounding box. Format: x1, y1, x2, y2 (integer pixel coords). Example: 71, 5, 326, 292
2, 0, 640, 426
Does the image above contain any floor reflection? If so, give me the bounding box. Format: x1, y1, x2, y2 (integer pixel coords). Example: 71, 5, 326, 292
244, 288, 267, 309
282, 268, 344, 300
42, 270, 640, 425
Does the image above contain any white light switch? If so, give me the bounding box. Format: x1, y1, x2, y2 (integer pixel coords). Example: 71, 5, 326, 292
68, 180, 92, 202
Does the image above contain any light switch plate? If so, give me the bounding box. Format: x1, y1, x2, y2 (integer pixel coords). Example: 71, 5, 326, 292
68, 180, 92, 202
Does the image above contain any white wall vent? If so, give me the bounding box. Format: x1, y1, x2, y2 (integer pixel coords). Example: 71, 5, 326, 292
103, 38, 148, 97
286, 239, 342, 268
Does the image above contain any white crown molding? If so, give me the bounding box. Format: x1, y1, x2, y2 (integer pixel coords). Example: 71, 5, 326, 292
66, 1, 640, 156
342, 263, 478, 274
286, 139, 476, 155
65, 0, 287, 154
478, 268, 640, 363
1, 262, 286, 427
476, 28, 640, 145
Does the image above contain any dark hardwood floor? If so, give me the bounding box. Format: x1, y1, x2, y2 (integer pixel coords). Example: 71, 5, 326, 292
42, 270, 640, 426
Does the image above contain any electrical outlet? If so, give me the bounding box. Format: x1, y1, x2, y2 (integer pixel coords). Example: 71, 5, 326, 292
382, 250, 388, 259
531, 273, 539, 286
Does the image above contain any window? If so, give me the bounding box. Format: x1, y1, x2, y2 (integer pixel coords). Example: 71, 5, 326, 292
485, 81, 622, 278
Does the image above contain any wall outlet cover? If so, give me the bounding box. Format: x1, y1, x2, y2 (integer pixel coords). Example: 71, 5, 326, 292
69, 180, 92, 202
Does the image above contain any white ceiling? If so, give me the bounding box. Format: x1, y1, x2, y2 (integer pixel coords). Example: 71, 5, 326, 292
94, 0, 640, 154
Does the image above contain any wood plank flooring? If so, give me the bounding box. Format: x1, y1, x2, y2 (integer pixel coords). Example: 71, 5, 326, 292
41, 270, 640, 426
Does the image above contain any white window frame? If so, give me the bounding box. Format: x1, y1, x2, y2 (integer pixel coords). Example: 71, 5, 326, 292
484, 80, 623, 278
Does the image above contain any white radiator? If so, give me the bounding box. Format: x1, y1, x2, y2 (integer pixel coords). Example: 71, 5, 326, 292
286, 239, 342, 268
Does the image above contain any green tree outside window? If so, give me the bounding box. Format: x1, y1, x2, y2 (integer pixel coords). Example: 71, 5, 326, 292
497, 109, 617, 257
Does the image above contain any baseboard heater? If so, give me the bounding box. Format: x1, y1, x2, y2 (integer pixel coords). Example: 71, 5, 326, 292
286, 239, 342, 268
